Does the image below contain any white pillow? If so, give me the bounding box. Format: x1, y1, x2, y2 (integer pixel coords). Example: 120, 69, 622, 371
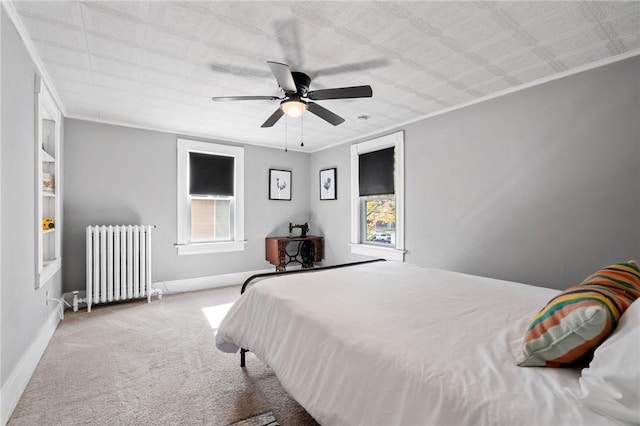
577, 299, 640, 424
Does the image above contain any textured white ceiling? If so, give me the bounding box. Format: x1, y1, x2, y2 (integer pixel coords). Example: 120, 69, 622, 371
11, 1, 640, 151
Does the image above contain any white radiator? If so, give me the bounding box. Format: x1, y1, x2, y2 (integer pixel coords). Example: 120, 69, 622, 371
85, 225, 159, 312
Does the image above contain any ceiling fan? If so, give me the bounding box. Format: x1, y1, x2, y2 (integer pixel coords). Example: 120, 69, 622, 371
211, 61, 373, 128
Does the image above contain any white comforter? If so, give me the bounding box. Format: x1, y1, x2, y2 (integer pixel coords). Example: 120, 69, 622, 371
216, 261, 613, 425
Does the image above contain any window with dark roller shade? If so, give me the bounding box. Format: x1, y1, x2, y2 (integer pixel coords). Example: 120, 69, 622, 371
189, 152, 234, 196
359, 147, 394, 196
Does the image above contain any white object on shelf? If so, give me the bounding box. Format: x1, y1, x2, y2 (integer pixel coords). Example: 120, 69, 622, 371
42, 172, 55, 193
41, 149, 55, 162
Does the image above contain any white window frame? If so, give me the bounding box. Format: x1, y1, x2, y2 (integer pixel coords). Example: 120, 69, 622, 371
176, 138, 245, 255
350, 131, 405, 261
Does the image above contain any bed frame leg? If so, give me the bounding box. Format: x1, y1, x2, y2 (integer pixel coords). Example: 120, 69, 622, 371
240, 348, 247, 367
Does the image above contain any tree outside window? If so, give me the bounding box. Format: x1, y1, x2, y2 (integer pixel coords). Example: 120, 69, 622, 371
363, 194, 395, 244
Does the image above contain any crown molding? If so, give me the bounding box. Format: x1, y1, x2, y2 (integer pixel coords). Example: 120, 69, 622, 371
3, 0, 637, 155
310, 49, 640, 154
65, 113, 307, 153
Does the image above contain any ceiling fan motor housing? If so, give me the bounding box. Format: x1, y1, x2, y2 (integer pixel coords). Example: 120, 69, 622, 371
291, 72, 311, 95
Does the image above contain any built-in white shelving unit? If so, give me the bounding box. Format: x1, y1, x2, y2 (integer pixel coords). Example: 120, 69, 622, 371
36, 77, 62, 288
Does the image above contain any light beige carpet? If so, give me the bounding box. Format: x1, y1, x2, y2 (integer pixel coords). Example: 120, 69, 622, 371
9, 286, 319, 426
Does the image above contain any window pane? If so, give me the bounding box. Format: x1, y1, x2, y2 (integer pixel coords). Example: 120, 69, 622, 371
213, 200, 231, 240
362, 194, 395, 244
191, 199, 231, 241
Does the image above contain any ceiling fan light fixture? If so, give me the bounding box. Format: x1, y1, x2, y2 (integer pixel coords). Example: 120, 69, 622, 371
281, 99, 307, 118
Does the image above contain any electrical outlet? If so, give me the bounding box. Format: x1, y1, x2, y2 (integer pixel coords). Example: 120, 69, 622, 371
46, 290, 49, 305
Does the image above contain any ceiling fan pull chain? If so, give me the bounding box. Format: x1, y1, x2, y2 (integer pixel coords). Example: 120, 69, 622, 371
285, 117, 288, 152
300, 115, 304, 147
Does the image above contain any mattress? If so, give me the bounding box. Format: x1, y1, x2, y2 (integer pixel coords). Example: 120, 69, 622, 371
216, 261, 613, 425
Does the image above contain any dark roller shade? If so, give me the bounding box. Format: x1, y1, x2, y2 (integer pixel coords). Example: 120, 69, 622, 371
359, 147, 394, 196
189, 152, 234, 196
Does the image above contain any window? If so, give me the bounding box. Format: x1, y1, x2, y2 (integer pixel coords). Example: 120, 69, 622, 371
359, 146, 395, 245
177, 139, 244, 255
350, 131, 405, 261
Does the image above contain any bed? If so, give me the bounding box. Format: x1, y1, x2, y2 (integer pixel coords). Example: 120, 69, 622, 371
215, 260, 635, 425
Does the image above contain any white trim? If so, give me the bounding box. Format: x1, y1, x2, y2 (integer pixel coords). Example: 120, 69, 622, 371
350, 144, 359, 245
349, 244, 406, 262
311, 49, 640, 154
65, 49, 640, 156
39, 258, 61, 286
0, 308, 60, 425
1, 0, 636, 157
350, 131, 405, 258
177, 138, 245, 254
153, 268, 274, 294
36, 83, 62, 288
67, 114, 307, 153
1, 1, 67, 116
63, 267, 283, 305
175, 240, 246, 256
0, 11, 3, 425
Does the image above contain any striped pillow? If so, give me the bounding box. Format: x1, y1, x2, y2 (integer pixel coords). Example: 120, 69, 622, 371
517, 262, 640, 367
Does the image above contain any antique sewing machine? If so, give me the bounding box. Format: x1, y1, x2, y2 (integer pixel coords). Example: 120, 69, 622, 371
289, 222, 309, 238
265, 223, 323, 271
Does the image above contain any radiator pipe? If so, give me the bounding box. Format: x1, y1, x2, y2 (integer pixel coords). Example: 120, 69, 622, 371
72, 291, 87, 312
48, 297, 65, 320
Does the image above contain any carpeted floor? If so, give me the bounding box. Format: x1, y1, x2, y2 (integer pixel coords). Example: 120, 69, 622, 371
9, 285, 319, 426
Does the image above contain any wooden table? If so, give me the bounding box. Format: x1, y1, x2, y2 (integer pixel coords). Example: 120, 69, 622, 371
265, 236, 324, 271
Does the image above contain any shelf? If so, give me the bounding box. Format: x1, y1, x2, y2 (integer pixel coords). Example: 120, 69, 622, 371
36, 82, 62, 289
41, 149, 55, 162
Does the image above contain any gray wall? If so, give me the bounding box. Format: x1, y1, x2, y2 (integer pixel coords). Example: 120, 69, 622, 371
63, 119, 310, 292
1, 9, 63, 386
310, 56, 640, 290
310, 143, 368, 266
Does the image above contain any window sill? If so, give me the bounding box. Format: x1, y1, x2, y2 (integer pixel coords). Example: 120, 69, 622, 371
40, 257, 61, 286
176, 241, 246, 255
349, 243, 405, 262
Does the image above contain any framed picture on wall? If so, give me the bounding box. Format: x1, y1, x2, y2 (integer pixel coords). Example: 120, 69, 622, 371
269, 169, 292, 200
319, 167, 337, 200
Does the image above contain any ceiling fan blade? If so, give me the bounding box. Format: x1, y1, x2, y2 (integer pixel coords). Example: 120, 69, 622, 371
307, 85, 373, 101
267, 61, 297, 93
313, 58, 388, 77
261, 108, 285, 128
273, 19, 304, 71
208, 63, 271, 78
211, 96, 280, 102
307, 102, 345, 126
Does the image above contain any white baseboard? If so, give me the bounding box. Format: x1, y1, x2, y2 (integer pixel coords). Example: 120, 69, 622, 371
1, 308, 60, 425
62, 267, 290, 308
154, 268, 276, 294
